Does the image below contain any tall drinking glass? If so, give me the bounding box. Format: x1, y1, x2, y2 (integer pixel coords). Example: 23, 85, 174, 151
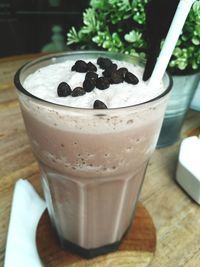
14, 51, 172, 258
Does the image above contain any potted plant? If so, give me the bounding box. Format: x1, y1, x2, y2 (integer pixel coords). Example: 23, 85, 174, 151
67, 0, 200, 146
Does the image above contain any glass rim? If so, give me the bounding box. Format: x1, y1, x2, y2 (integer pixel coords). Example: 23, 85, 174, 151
14, 50, 173, 112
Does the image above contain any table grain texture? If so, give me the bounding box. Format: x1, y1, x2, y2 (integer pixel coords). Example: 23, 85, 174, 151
0, 54, 200, 267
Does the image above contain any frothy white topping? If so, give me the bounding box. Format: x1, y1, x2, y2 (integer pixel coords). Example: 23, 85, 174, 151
23, 59, 165, 108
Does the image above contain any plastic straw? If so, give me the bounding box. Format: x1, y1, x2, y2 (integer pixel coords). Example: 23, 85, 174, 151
149, 0, 196, 87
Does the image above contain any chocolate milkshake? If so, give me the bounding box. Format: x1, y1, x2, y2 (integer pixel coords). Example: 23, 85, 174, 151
14, 51, 172, 258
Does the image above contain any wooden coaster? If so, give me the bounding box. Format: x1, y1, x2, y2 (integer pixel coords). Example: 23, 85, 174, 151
36, 202, 156, 267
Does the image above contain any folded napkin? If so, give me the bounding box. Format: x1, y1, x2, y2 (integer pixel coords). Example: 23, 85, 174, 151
176, 136, 200, 204
4, 179, 46, 267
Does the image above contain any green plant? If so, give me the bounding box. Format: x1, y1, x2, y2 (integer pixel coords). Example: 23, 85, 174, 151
67, 0, 200, 72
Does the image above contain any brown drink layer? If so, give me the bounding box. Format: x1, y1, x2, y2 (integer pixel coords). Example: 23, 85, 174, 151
19, 94, 167, 253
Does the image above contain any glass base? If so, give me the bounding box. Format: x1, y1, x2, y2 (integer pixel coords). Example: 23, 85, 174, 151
60, 238, 121, 259
59, 222, 133, 259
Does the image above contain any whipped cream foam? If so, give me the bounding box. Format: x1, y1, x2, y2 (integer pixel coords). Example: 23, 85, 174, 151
23, 59, 165, 109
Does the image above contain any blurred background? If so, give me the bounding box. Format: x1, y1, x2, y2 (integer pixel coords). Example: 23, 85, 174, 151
0, 0, 199, 135
0, 0, 89, 57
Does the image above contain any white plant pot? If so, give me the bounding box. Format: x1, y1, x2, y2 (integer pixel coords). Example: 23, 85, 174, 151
157, 70, 200, 148
191, 81, 200, 111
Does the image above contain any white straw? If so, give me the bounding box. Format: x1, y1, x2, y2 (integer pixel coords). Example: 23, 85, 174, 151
149, 0, 196, 87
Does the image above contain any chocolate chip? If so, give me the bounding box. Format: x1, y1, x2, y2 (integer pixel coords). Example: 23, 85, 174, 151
97, 57, 112, 69
102, 69, 111, 78
102, 63, 118, 77
85, 71, 98, 80
124, 72, 139, 84
57, 82, 72, 97
71, 87, 86, 97
96, 77, 110, 90
71, 60, 88, 73
83, 79, 96, 92
87, 62, 97, 72
117, 67, 128, 78
93, 100, 108, 109
109, 63, 118, 71
110, 70, 124, 84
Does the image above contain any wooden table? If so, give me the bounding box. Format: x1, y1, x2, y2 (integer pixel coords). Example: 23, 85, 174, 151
0, 54, 200, 267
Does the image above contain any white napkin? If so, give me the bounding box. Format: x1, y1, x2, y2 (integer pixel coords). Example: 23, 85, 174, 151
4, 179, 46, 267
176, 136, 200, 204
